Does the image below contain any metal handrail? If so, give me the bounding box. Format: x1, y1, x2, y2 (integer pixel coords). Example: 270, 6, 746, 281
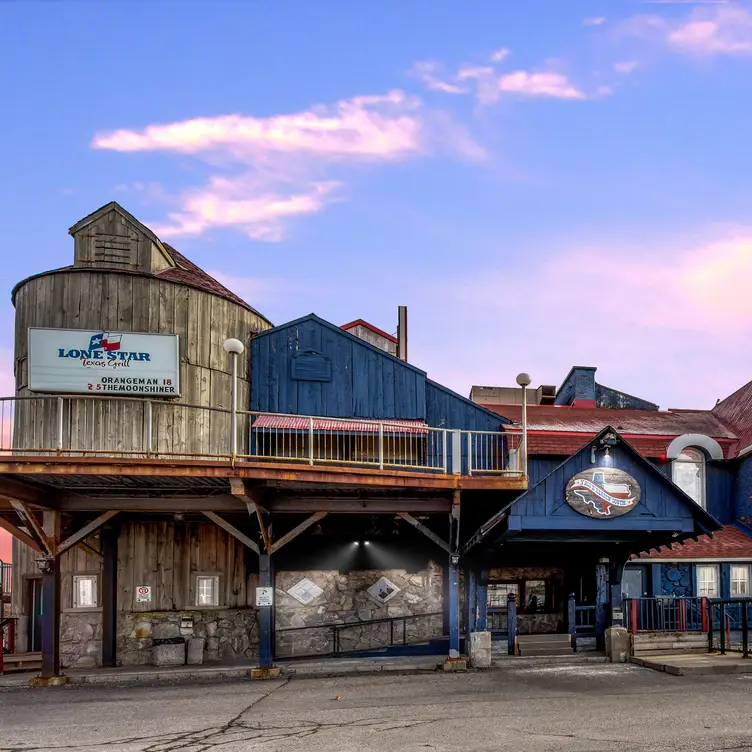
275, 611, 444, 659
0, 394, 525, 476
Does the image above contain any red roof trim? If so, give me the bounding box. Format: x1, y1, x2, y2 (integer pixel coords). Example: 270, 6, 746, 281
340, 319, 398, 344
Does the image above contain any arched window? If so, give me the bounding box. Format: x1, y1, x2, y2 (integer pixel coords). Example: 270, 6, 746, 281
672, 447, 706, 508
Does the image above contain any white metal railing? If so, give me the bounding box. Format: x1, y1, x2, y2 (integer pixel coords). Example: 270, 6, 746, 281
0, 395, 525, 476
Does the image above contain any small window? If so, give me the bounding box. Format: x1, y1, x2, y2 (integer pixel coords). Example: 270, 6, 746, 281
524, 580, 546, 613
731, 565, 750, 597
196, 575, 219, 607
73, 575, 98, 608
697, 565, 719, 598
487, 582, 518, 608
672, 447, 706, 508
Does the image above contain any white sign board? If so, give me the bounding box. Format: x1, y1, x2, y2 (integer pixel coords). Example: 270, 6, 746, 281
256, 586, 274, 607
28, 328, 180, 397
136, 585, 152, 603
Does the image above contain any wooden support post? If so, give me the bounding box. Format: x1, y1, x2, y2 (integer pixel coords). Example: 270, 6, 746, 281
466, 568, 477, 640
609, 560, 626, 628
507, 592, 517, 656
101, 525, 118, 668
595, 562, 608, 651
258, 554, 274, 669
476, 568, 488, 632
40, 512, 61, 678
448, 490, 461, 658
568, 593, 577, 652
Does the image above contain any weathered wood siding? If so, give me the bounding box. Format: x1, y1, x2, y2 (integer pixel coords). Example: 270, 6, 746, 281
117, 521, 257, 612
11, 534, 103, 617
251, 315, 427, 420
13, 270, 268, 456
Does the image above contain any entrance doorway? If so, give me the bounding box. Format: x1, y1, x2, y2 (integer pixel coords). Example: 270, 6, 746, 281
30, 578, 43, 652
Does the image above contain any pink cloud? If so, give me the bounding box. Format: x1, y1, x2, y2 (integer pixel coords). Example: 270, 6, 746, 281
94, 91, 483, 240
408, 61, 468, 95
420, 53, 587, 104
497, 71, 586, 100
614, 60, 639, 74
582, 17, 606, 27
402, 231, 752, 410
624, 5, 752, 57
152, 178, 338, 240
93, 91, 423, 160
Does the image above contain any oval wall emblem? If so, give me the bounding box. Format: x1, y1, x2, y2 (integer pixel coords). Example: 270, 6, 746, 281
565, 468, 641, 518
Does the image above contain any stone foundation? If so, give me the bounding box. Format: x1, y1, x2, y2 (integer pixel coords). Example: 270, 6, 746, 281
116, 610, 258, 666
61, 610, 103, 669
275, 564, 444, 657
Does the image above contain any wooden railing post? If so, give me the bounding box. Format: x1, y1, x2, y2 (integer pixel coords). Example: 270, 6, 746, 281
507, 592, 517, 656
568, 593, 577, 652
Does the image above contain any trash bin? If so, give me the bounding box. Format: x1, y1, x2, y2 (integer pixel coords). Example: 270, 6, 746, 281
152, 637, 186, 667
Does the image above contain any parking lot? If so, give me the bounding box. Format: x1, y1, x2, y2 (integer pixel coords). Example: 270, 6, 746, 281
2, 664, 752, 751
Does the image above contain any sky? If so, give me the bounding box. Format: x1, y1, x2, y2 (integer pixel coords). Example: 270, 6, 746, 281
2, 0, 752, 410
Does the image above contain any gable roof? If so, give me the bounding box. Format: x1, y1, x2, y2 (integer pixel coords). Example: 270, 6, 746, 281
253, 313, 428, 376
479, 403, 737, 458
340, 319, 398, 344
12, 203, 272, 323
463, 426, 722, 552
712, 379, 752, 458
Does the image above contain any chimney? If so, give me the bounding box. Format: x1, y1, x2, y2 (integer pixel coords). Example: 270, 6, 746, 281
397, 306, 408, 362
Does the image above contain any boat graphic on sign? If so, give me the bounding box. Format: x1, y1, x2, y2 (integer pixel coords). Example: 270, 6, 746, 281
565, 468, 640, 518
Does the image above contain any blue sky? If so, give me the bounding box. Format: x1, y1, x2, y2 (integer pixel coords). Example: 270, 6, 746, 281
2, 0, 752, 408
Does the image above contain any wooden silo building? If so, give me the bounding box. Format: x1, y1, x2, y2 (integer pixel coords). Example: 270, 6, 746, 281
9, 202, 273, 668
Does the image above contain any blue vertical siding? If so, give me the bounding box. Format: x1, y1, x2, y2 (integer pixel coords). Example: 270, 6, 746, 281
251, 315, 427, 420
734, 456, 752, 520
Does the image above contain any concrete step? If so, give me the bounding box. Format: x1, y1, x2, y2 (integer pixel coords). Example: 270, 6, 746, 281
2, 652, 42, 673
517, 635, 571, 646
519, 646, 574, 657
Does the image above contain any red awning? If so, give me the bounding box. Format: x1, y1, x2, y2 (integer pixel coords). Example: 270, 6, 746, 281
251, 415, 429, 434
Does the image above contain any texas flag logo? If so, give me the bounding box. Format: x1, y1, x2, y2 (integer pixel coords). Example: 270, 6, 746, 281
88, 332, 123, 352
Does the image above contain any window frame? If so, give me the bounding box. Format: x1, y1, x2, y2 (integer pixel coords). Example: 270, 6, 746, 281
671, 446, 706, 509
696, 564, 719, 598
730, 564, 751, 598
72, 574, 99, 609
195, 574, 220, 607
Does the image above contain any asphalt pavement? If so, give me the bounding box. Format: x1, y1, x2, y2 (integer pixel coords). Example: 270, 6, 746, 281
1, 663, 751, 751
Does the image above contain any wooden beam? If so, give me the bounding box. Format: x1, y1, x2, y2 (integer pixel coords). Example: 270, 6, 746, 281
0, 514, 42, 553
268, 512, 327, 554
57, 511, 119, 556
201, 511, 260, 555
0, 476, 55, 508
0, 457, 528, 492
269, 498, 451, 513
59, 495, 246, 512
397, 512, 451, 553
9, 500, 54, 556
77, 541, 103, 561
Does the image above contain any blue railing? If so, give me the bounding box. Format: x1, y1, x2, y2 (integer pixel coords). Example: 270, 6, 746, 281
575, 605, 596, 634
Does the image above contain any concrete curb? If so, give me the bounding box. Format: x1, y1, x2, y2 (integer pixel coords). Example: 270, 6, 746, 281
629, 655, 752, 676
1, 654, 614, 690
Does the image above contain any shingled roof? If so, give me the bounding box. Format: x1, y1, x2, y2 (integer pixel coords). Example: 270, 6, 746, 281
635, 525, 752, 560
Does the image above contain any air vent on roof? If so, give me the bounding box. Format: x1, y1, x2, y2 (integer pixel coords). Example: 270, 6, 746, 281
538, 385, 557, 405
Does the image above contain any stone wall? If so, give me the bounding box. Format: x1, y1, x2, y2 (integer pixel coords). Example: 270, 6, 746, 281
61, 611, 103, 669
275, 564, 444, 658
116, 609, 258, 666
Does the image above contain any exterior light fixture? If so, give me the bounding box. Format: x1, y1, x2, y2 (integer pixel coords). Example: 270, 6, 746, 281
223, 338, 245, 458
450, 554, 460, 566
222, 338, 245, 355
35, 557, 53, 574
364, 541, 370, 546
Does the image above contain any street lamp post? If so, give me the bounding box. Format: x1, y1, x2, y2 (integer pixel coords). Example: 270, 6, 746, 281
223, 338, 245, 458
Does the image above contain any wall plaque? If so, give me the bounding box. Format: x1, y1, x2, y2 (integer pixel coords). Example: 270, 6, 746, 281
291, 350, 332, 382
565, 468, 640, 518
